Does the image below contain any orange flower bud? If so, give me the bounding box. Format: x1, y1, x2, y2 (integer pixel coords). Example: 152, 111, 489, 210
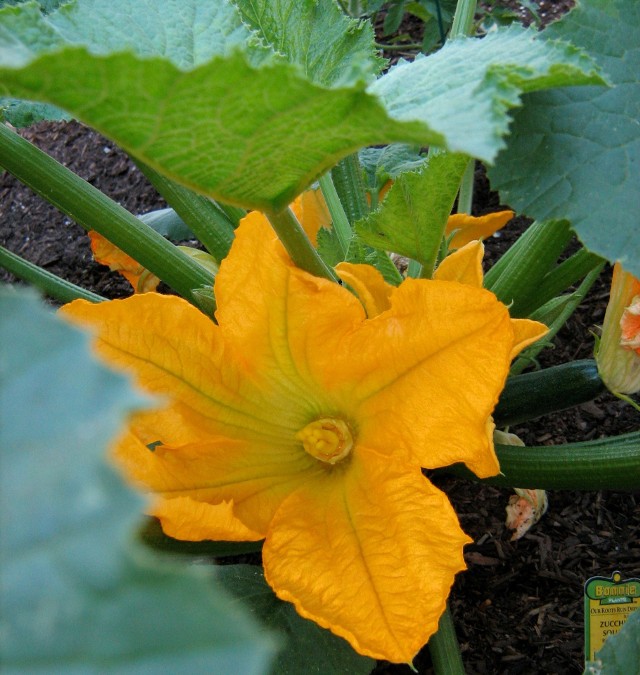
597, 263, 640, 395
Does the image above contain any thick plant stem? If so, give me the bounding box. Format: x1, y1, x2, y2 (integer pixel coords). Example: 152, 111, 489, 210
450, 0, 477, 39
136, 162, 235, 263
450, 0, 477, 217
0, 124, 212, 304
0, 246, 105, 304
265, 206, 338, 282
319, 172, 352, 256
428, 605, 466, 675
456, 159, 475, 215
330, 153, 369, 223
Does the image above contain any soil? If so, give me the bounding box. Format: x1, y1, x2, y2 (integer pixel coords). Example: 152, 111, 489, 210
1, 3, 638, 673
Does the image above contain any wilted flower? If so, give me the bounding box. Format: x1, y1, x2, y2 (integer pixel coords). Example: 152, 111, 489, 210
597, 263, 640, 395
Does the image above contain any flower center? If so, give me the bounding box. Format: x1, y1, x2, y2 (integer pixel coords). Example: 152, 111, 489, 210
296, 418, 354, 465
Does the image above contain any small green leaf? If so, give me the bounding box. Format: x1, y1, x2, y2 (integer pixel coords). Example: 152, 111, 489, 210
489, 0, 640, 277
218, 565, 375, 675
591, 610, 640, 674
0, 288, 276, 673
356, 152, 469, 270
359, 144, 426, 193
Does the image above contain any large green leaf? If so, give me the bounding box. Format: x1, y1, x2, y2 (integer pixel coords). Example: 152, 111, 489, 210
591, 610, 640, 674
0, 1, 603, 210
0, 288, 276, 673
489, 0, 640, 276
355, 151, 469, 267
218, 565, 374, 675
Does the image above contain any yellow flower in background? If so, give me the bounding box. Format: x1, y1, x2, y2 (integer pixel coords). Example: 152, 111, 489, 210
88, 231, 218, 294
445, 210, 514, 250
597, 263, 640, 395
63, 213, 545, 663
89, 230, 161, 293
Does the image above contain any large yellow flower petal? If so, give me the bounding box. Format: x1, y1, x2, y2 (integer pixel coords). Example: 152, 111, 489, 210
151, 497, 264, 541
61, 294, 305, 439
61, 294, 334, 534
446, 210, 514, 250
433, 240, 484, 288
116, 433, 323, 534
335, 261, 392, 318
214, 211, 367, 411
296, 279, 512, 477
263, 448, 470, 663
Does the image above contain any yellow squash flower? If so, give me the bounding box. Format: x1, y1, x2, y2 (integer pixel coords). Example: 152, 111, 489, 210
89, 230, 161, 293
62, 215, 545, 663
88, 231, 218, 294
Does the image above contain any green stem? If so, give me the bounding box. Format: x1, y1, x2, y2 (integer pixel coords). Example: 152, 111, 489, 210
0, 124, 212, 304
456, 159, 475, 215
135, 162, 235, 263
330, 153, 369, 224
319, 172, 352, 256
510, 263, 604, 375
407, 260, 423, 279
517, 248, 605, 317
0, 246, 105, 304
265, 206, 338, 282
444, 432, 640, 490
449, 0, 477, 39
484, 220, 573, 317
428, 604, 466, 675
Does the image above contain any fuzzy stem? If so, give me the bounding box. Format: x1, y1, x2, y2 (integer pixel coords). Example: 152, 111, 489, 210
0, 124, 212, 304
449, 0, 477, 39
265, 206, 338, 282
428, 604, 466, 675
0, 246, 105, 304
319, 172, 352, 257
330, 153, 369, 224
135, 161, 235, 263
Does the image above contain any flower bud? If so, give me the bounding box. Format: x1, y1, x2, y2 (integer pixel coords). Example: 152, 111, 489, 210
596, 263, 640, 395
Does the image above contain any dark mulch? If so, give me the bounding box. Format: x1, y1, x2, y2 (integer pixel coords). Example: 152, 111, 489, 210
1, 4, 638, 669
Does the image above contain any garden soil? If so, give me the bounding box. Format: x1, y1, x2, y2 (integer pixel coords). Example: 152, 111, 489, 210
1, 60, 638, 675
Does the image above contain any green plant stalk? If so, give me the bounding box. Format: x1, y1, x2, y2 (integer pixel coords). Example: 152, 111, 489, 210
484, 220, 573, 317
0, 246, 105, 304
428, 604, 466, 675
456, 159, 475, 215
330, 153, 369, 223
212, 201, 246, 227
136, 162, 235, 263
407, 259, 423, 278
0, 124, 212, 304
450, 0, 476, 39
319, 172, 352, 256
510, 263, 604, 375
265, 206, 338, 282
517, 248, 605, 317
445, 432, 640, 490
